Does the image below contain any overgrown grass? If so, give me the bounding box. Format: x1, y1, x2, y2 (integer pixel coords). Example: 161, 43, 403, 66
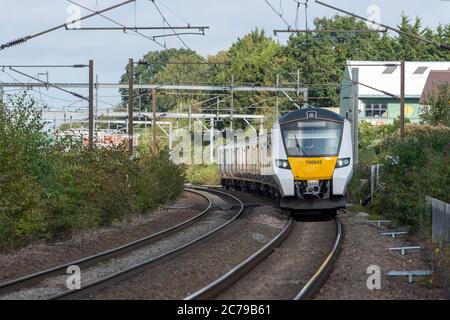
0, 94, 185, 250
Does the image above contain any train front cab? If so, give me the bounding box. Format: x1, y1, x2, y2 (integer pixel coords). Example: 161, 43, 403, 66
274, 109, 353, 213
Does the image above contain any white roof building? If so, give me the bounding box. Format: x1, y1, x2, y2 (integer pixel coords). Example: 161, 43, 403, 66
340, 60, 450, 124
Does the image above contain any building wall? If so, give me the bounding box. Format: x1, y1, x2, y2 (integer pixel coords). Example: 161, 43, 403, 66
339, 67, 353, 119
359, 98, 421, 125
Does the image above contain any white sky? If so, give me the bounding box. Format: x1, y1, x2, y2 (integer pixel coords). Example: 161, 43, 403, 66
0, 0, 449, 114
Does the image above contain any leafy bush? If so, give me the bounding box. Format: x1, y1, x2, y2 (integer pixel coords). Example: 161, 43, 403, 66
0, 94, 185, 250
349, 119, 412, 203
373, 124, 450, 234
420, 82, 450, 127
186, 165, 220, 185
130, 149, 185, 213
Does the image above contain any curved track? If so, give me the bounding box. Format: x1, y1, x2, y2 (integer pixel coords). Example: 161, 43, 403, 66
294, 215, 342, 300
0, 187, 243, 300
185, 214, 342, 300
185, 216, 295, 300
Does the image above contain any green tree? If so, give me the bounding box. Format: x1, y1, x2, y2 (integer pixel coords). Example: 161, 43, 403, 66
120, 49, 210, 113
421, 82, 450, 126
282, 15, 450, 108
214, 28, 286, 124
282, 15, 385, 108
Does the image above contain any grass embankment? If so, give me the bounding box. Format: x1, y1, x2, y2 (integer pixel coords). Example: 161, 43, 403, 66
0, 95, 185, 250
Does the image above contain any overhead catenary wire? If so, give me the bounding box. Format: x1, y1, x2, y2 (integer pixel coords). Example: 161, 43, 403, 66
65, 26, 209, 31
8, 68, 88, 100
293, 0, 308, 30
315, 0, 450, 51
150, 0, 194, 53
0, 0, 136, 51
343, 77, 399, 99
264, 0, 292, 29
66, 0, 219, 86
157, 0, 191, 26
1, 70, 85, 110
0, 64, 87, 68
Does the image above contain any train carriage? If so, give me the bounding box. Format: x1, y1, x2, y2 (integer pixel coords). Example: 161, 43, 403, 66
218, 108, 353, 214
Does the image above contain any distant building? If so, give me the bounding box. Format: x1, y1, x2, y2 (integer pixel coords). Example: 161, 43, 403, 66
419, 70, 450, 104
340, 61, 450, 125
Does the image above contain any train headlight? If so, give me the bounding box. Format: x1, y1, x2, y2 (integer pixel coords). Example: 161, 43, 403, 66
336, 158, 351, 168
275, 159, 291, 169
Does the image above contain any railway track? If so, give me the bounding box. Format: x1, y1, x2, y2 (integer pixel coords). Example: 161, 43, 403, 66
185, 213, 342, 300
294, 215, 342, 300
0, 187, 243, 300
1, 186, 341, 300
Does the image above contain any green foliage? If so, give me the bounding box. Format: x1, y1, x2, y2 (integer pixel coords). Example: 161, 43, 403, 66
216, 29, 283, 85
420, 82, 450, 126
117, 15, 450, 122
186, 165, 220, 186
0, 95, 185, 250
358, 119, 410, 151
0, 94, 50, 245
347, 163, 370, 202
373, 124, 450, 234
349, 119, 449, 238
283, 15, 450, 108
349, 119, 407, 202
130, 149, 185, 213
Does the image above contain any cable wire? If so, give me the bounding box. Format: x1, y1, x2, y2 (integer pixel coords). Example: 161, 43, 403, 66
264, 0, 292, 29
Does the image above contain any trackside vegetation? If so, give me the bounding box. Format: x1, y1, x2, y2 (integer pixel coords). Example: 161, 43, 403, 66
0, 94, 185, 250
349, 87, 449, 292
349, 84, 450, 236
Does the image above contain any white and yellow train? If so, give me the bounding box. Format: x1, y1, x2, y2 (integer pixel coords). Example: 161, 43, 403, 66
217, 108, 353, 213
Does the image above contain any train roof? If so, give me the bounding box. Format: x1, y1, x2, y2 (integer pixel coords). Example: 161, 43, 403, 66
278, 108, 345, 124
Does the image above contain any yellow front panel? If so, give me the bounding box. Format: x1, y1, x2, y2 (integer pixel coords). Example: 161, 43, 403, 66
288, 157, 337, 180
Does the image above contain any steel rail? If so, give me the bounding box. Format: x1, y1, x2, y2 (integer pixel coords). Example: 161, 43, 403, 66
294, 215, 343, 300
0, 188, 212, 296
49, 187, 245, 300
184, 216, 295, 300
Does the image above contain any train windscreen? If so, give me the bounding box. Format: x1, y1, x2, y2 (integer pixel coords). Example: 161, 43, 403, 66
281, 120, 343, 157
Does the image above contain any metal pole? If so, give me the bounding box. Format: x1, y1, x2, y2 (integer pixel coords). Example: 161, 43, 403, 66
296, 69, 301, 105
400, 59, 405, 141
210, 117, 214, 164
139, 74, 142, 112
128, 58, 134, 155
230, 75, 234, 131
303, 90, 308, 108
352, 67, 359, 165
88, 60, 94, 150
95, 74, 98, 131
152, 89, 157, 155
276, 74, 280, 118
169, 123, 173, 152
188, 105, 192, 131
217, 98, 220, 120
0, 86, 3, 104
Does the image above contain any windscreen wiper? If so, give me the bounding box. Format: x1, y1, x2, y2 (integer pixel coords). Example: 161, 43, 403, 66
293, 132, 306, 156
